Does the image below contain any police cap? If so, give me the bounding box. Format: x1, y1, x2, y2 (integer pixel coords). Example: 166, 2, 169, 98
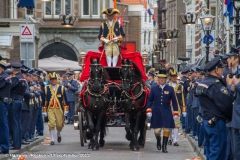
66, 71, 74, 76
11, 62, 22, 69
204, 56, 225, 72
32, 71, 39, 77
148, 72, 154, 77
226, 46, 239, 56
181, 66, 190, 74
34, 68, 43, 75
5, 70, 12, 75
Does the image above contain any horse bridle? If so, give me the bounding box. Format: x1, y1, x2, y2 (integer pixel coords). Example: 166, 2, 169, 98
89, 63, 104, 83
120, 64, 133, 84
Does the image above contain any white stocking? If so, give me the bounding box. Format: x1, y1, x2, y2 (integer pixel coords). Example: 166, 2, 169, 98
112, 56, 118, 67
106, 56, 112, 67
50, 130, 55, 141
174, 128, 179, 143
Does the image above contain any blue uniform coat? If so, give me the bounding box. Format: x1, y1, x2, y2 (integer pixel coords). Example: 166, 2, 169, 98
64, 79, 79, 102
147, 85, 178, 128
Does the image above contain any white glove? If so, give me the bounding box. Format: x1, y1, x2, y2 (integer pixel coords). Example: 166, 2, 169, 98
173, 115, 178, 119
182, 112, 187, 117
146, 112, 152, 118
103, 38, 110, 44
113, 37, 119, 42
42, 112, 47, 117
64, 111, 69, 116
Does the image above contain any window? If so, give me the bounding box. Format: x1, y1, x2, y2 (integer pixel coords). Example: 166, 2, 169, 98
149, 14, 151, 23
25, 8, 34, 16
55, 0, 61, 15
45, 2, 51, 15
148, 32, 151, 45
144, 31, 146, 44
83, 0, 89, 15
211, 7, 216, 16
65, 0, 71, 14
144, 12, 147, 22
92, 0, 99, 16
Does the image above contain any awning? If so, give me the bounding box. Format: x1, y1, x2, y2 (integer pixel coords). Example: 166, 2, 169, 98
18, 0, 35, 8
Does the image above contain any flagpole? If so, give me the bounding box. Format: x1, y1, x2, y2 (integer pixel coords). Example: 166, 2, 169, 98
226, 16, 230, 53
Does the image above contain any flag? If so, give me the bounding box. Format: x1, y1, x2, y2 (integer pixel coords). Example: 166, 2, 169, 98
148, 7, 152, 15
113, 0, 117, 8
223, 0, 233, 24
152, 14, 156, 26
119, 15, 123, 26
144, 0, 147, 12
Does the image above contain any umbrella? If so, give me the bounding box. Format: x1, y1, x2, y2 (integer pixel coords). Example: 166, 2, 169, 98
17, 0, 35, 8
38, 55, 81, 71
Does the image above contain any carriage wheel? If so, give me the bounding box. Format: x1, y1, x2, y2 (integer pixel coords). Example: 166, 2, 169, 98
79, 112, 84, 146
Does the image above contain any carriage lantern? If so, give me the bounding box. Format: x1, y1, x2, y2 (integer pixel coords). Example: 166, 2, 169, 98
142, 48, 149, 67
79, 49, 86, 66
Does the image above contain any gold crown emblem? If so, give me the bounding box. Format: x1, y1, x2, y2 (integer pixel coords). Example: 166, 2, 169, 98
49, 72, 57, 79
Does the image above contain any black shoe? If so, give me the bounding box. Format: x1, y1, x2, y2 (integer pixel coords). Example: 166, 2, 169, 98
57, 136, 61, 143
156, 136, 161, 150
173, 142, 179, 146
22, 141, 30, 145
50, 141, 54, 145
168, 140, 172, 145
9, 146, 20, 150
37, 133, 43, 136
162, 136, 168, 153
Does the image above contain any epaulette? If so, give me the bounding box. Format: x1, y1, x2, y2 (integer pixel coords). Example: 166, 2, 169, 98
215, 79, 220, 83
187, 78, 189, 80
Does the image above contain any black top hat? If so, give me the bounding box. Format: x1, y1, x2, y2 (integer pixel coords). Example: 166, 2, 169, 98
157, 68, 167, 78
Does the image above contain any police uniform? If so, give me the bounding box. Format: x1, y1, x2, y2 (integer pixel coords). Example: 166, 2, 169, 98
42, 72, 68, 145
0, 58, 11, 154
146, 68, 179, 153
64, 71, 78, 124
98, 8, 125, 67
34, 68, 45, 136
168, 69, 185, 146
179, 67, 191, 130
9, 62, 27, 150
146, 72, 157, 88
195, 56, 233, 160
226, 47, 240, 159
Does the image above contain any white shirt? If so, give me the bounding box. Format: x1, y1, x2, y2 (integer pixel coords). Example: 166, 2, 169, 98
160, 84, 166, 89
172, 82, 176, 88
108, 20, 113, 27
52, 85, 56, 91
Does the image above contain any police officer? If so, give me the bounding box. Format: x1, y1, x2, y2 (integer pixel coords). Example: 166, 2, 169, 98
195, 56, 233, 160
34, 68, 45, 136
64, 71, 78, 124
9, 62, 27, 150
146, 68, 179, 153
146, 72, 157, 88
0, 57, 11, 154
179, 67, 191, 131
226, 46, 240, 160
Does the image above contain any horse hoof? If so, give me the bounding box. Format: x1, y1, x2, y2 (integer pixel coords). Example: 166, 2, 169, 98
132, 147, 139, 151
126, 133, 132, 141
139, 144, 144, 148
99, 140, 105, 147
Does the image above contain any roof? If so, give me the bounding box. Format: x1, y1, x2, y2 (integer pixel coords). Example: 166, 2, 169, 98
120, 0, 143, 5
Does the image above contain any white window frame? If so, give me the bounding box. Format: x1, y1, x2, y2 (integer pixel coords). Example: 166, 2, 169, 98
92, 0, 100, 17
82, 0, 90, 17
148, 31, 151, 45
53, 0, 62, 18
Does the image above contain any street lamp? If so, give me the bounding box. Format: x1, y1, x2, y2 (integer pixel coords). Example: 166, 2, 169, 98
233, 0, 240, 46
59, 14, 77, 27
199, 13, 215, 63
180, 12, 197, 26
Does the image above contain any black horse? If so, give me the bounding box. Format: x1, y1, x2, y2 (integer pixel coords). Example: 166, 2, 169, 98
120, 59, 148, 151
80, 58, 109, 150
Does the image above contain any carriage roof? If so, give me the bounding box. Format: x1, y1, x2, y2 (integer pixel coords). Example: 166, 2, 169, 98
79, 51, 148, 82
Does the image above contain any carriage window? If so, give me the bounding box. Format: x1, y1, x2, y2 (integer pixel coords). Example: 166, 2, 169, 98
92, 0, 99, 16
83, 0, 89, 15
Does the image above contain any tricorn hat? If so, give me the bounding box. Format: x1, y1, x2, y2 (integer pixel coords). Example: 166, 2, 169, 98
101, 8, 120, 16
49, 72, 57, 80
157, 68, 167, 78
169, 69, 177, 76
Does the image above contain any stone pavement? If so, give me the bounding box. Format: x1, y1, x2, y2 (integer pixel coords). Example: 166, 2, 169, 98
0, 123, 200, 160
186, 134, 206, 160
